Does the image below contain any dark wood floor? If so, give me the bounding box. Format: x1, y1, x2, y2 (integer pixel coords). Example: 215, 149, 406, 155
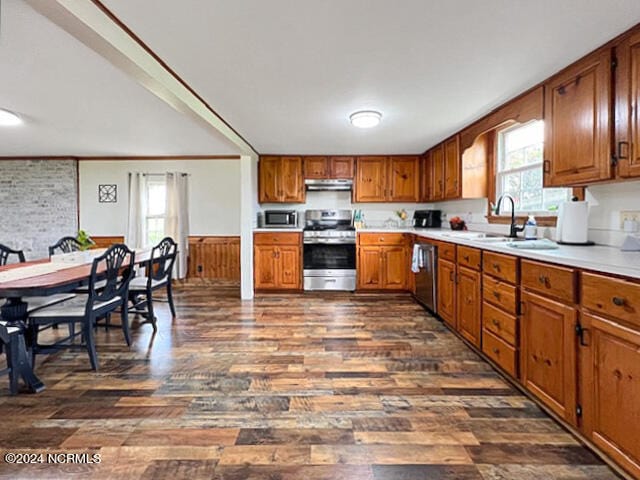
0, 286, 619, 479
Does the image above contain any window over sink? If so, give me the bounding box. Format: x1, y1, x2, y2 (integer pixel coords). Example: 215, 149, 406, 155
495, 120, 571, 215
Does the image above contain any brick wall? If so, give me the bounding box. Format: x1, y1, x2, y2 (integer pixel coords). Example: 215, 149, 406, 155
0, 159, 78, 260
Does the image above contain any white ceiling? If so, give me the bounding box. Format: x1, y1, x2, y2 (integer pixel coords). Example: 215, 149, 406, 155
0, 0, 240, 157
101, 0, 640, 155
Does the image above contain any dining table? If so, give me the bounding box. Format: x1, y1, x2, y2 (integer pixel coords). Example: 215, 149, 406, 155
0, 248, 152, 394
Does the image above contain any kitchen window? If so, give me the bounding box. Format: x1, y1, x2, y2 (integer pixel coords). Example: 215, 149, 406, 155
145, 177, 166, 246
495, 120, 570, 214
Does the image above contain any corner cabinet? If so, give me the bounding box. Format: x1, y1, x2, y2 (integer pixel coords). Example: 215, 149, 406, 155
615, 29, 640, 178
259, 156, 305, 203
543, 48, 613, 186
354, 156, 419, 203
254, 232, 301, 290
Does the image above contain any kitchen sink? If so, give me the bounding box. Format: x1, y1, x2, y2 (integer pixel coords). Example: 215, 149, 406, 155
441, 232, 526, 242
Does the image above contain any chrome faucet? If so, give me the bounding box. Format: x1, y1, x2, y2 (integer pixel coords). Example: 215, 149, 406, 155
495, 194, 525, 238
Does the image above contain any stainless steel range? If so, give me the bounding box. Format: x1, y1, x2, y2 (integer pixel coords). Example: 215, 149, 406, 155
303, 209, 356, 291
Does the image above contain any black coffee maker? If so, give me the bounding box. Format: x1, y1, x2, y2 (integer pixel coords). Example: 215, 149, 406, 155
413, 210, 442, 228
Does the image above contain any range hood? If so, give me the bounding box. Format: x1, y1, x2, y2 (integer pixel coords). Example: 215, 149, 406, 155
305, 179, 353, 191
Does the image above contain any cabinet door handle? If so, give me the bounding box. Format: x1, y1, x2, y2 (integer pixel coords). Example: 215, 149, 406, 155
543, 160, 551, 173
492, 348, 500, 355
492, 263, 500, 271
463, 255, 470, 262
612, 296, 625, 307
492, 318, 500, 327
449, 271, 454, 282
492, 291, 501, 299
618, 141, 629, 160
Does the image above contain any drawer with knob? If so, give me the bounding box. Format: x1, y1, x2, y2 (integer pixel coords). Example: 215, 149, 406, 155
457, 246, 482, 271
483, 251, 518, 284
254, 232, 301, 246
521, 259, 577, 304
483, 274, 518, 314
358, 233, 408, 246
482, 328, 517, 377
436, 241, 457, 262
482, 301, 517, 345
581, 272, 640, 328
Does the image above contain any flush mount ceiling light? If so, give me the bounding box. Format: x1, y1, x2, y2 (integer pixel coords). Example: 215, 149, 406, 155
349, 110, 382, 129
0, 108, 23, 126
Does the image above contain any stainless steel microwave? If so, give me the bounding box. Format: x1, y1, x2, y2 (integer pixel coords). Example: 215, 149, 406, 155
261, 210, 299, 228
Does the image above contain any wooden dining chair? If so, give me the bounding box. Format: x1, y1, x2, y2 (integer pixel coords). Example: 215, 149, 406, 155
27, 244, 135, 371
48, 236, 82, 256
128, 237, 178, 332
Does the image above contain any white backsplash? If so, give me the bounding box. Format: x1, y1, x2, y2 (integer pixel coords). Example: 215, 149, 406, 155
259, 181, 640, 247
260, 190, 436, 227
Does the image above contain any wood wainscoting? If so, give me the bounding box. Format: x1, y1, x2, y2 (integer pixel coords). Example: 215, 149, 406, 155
188, 236, 240, 282
91, 236, 125, 249
91, 235, 240, 282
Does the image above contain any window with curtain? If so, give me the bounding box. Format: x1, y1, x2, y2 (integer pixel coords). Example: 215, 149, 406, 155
495, 120, 570, 214
145, 177, 166, 246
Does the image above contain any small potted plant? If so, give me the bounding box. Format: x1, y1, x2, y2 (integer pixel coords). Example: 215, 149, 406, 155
76, 230, 95, 250
76, 230, 96, 261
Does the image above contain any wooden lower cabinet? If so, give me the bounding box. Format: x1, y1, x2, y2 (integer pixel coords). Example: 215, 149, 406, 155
254, 233, 301, 290
521, 290, 578, 425
579, 313, 640, 478
457, 265, 481, 348
357, 245, 409, 290
358, 246, 383, 289
437, 258, 456, 328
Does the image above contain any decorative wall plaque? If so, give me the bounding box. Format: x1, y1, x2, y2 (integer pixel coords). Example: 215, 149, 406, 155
98, 184, 117, 203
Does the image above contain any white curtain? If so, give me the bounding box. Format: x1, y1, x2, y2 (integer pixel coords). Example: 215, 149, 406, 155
165, 172, 189, 279
125, 172, 147, 249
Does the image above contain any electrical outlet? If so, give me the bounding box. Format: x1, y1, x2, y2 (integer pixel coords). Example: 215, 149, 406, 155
620, 210, 640, 229
197, 265, 203, 273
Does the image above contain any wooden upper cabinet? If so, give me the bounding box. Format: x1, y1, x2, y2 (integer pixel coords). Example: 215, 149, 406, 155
355, 156, 418, 202
303, 156, 329, 178
444, 136, 461, 199
543, 48, 613, 186
259, 156, 304, 203
330, 156, 355, 178
258, 156, 281, 203
355, 156, 387, 202
388, 156, 419, 202
521, 291, 578, 425
280, 156, 304, 202
304, 156, 355, 179
615, 29, 640, 178
431, 145, 445, 200
420, 153, 433, 202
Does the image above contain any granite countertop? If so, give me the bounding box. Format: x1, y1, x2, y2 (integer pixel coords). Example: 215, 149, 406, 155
357, 227, 640, 280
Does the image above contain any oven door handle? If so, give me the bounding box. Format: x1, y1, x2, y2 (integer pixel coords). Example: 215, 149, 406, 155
303, 239, 356, 244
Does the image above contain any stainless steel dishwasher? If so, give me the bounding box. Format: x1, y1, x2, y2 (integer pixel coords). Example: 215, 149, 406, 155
414, 243, 438, 314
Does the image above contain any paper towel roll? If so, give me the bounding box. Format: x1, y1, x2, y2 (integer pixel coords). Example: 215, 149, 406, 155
556, 201, 589, 244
